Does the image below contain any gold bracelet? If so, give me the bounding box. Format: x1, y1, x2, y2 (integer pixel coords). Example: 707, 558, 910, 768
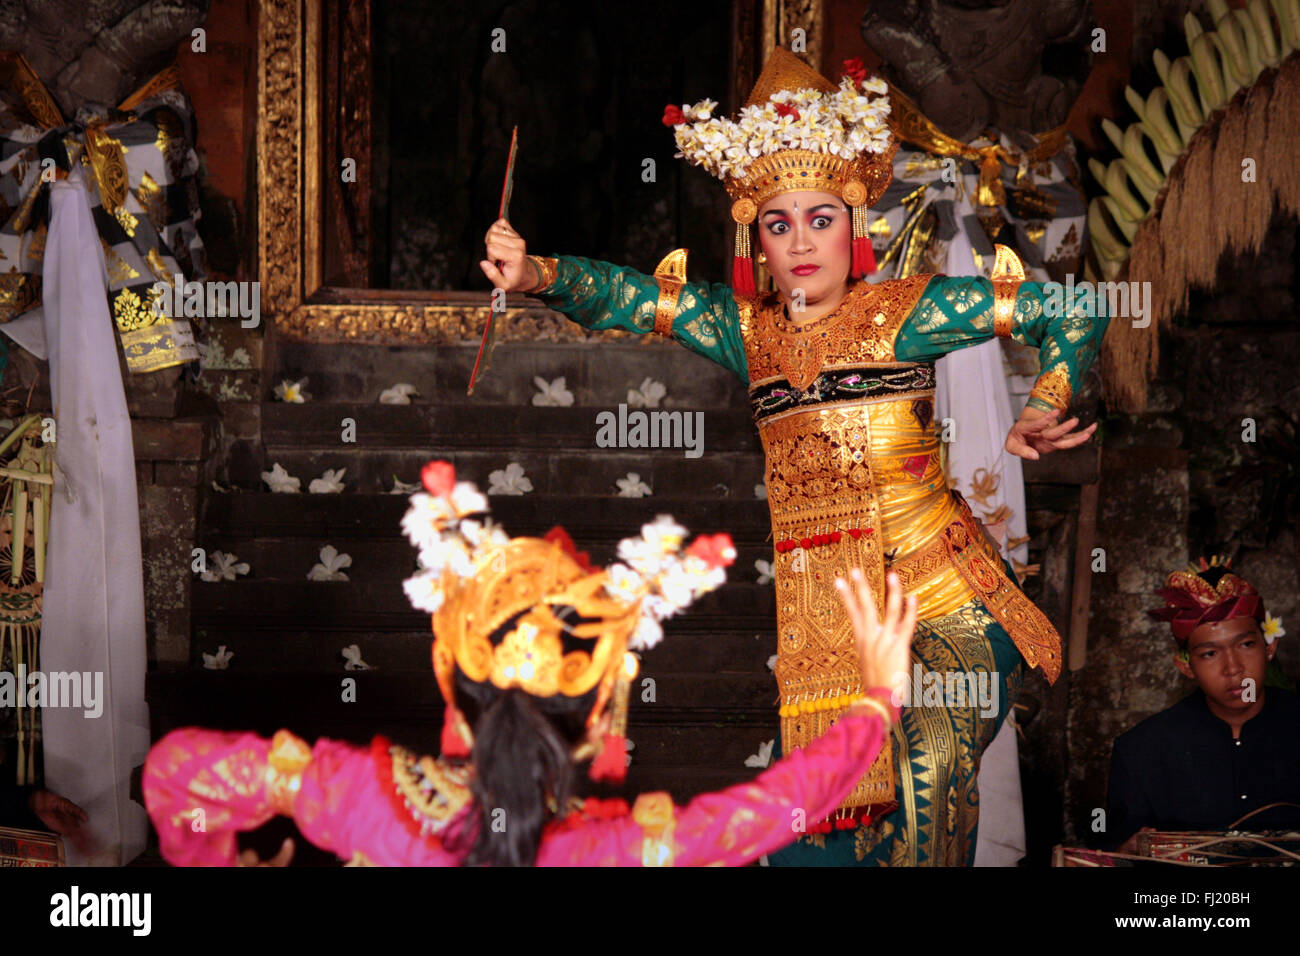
846, 693, 894, 726
524, 255, 558, 293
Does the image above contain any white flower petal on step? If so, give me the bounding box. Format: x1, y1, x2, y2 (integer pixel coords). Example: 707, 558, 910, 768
201, 550, 251, 582
308, 544, 352, 581
487, 462, 533, 496
755, 482, 768, 500
744, 739, 774, 768
200, 550, 229, 582
264, 468, 301, 494
261, 463, 301, 493
202, 645, 234, 670
274, 378, 310, 403
767, 653, 777, 672
531, 376, 574, 407
379, 383, 420, 404
341, 644, 372, 670
389, 476, 421, 494
615, 472, 652, 498
308, 467, 347, 494
627, 377, 667, 408
755, 558, 774, 585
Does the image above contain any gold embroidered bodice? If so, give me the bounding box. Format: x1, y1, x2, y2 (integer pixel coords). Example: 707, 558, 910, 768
736, 275, 1061, 811
738, 275, 975, 623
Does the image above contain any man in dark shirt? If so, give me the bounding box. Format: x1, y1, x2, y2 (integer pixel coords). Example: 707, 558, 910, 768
1106, 557, 1300, 853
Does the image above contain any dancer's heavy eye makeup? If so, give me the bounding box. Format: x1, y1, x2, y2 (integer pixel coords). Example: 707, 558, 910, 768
761, 204, 841, 236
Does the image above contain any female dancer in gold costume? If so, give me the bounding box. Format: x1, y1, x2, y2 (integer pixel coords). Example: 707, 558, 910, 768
480, 48, 1105, 865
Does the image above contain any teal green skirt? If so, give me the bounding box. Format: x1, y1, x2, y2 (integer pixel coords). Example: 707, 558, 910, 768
769, 597, 1025, 866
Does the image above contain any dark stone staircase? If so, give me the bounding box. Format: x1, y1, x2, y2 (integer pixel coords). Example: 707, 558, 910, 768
146, 340, 783, 848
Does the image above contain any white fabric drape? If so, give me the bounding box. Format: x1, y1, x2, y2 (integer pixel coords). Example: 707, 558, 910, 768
6, 166, 150, 865
935, 206, 1028, 867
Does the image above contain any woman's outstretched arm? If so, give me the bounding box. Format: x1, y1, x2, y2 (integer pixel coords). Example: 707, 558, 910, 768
481, 219, 748, 380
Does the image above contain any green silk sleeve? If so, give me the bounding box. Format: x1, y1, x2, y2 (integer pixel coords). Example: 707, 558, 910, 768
533, 255, 749, 381
893, 275, 1109, 413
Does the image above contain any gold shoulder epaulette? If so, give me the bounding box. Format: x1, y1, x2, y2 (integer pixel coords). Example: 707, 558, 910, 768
652, 248, 689, 337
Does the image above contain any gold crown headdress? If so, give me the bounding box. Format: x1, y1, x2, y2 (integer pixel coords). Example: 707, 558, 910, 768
664, 48, 897, 294
402, 461, 736, 780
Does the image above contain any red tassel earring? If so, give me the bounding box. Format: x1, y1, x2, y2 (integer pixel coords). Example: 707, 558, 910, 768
849, 200, 877, 278
440, 705, 471, 758
730, 198, 758, 296
589, 732, 627, 784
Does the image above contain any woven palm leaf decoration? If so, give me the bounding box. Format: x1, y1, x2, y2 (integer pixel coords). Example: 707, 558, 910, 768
0, 414, 52, 786
1087, 0, 1300, 412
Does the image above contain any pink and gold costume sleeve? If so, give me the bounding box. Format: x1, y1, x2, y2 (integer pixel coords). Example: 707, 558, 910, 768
143, 729, 459, 866
536, 705, 893, 867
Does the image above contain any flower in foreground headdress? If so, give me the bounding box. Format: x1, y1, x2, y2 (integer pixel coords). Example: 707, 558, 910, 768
402, 460, 734, 779
401, 460, 734, 677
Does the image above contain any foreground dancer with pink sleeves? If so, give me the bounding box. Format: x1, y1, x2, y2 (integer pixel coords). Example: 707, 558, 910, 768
144, 460, 914, 866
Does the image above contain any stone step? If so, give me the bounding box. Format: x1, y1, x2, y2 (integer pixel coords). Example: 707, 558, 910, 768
262, 402, 761, 451
190, 580, 776, 634
196, 535, 777, 584
271, 341, 750, 408
148, 670, 773, 729
258, 447, 766, 498
201, 493, 773, 543
188, 624, 778, 675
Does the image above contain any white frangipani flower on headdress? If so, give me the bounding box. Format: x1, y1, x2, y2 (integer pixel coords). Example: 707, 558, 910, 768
668, 71, 891, 181
403, 568, 445, 614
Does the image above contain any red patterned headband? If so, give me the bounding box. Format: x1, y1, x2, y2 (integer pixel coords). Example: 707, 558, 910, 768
1147, 557, 1264, 645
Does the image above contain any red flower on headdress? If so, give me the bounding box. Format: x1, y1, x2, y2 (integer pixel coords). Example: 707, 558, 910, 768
842, 57, 867, 88
421, 460, 456, 497
662, 104, 686, 127
774, 102, 801, 121
687, 533, 736, 569
544, 525, 595, 573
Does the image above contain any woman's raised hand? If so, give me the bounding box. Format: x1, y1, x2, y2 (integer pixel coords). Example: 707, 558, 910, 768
480, 218, 537, 292
1005, 406, 1097, 460
836, 569, 915, 705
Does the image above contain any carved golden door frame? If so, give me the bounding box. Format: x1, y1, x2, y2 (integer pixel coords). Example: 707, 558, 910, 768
256, 0, 822, 345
